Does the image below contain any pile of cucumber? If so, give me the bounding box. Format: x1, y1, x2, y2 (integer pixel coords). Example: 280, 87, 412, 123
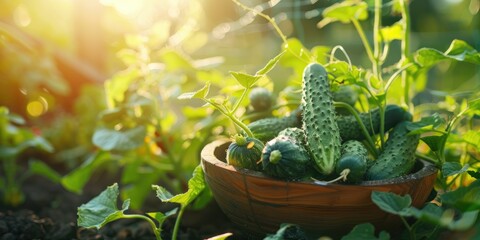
226, 63, 418, 183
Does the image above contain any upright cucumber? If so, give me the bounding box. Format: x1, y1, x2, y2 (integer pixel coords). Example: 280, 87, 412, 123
301, 63, 341, 176
335, 140, 368, 183
365, 121, 420, 180
336, 105, 412, 142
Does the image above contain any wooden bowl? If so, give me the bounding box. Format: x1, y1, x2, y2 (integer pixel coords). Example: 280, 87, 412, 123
201, 139, 438, 238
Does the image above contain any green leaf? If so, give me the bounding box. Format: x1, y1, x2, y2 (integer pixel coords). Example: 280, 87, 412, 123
468, 171, 480, 179
441, 180, 480, 212
380, 21, 403, 42
318, 0, 368, 28
409, 203, 444, 224
442, 162, 469, 177
264, 223, 308, 240
256, 51, 285, 76
92, 126, 146, 151
159, 48, 194, 71
153, 165, 205, 206
463, 130, 480, 151
420, 135, 444, 152
77, 183, 130, 229
410, 204, 479, 231
325, 61, 364, 85
147, 208, 177, 226
341, 223, 390, 240
178, 82, 211, 100
229, 71, 261, 89
371, 191, 412, 217
414, 39, 480, 68
406, 114, 446, 135
105, 68, 141, 105
61, 151, 110, 194
29, 160, 61, 183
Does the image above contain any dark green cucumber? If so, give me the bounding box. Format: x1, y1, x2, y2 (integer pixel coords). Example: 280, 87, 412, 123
226, 135, 264, 171
249, 87, 273, 112
301, 63, 341, 176
335, 140, 368, 183
337, 105, 412, 142
248, 110, 301, 142
261, 136, 311, 180
365, 121, 420, 180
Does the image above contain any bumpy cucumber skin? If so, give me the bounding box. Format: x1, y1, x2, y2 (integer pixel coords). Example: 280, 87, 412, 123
278, 127, 306, 145
301, 63, 341, 176
227, 136, 264, 171
261, 136, 311, 180
335, 140, 368, 183
248, 110, 301, 142
365, 121, 420, 180
337, 105, 412, 142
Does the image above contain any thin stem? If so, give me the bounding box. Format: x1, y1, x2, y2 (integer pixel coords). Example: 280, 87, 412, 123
122, 214, 161, 240
206, 99, 254, 137
400, 216, 415, 240
230, 0, 310, 64
399, 0, 412, 109
351, 19, 376, 69
231, 87, 249, 114
330, 45, 353, 68
373, 0, 382, 77
172, 206, 186, 240
334, 102, 378, 157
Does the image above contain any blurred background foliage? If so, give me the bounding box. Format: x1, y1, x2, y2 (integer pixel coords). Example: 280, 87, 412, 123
0, 0, 478, 206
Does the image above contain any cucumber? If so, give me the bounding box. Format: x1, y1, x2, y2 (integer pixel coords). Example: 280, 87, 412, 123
301, 63, 341, 176
365, 121, 420, 180
261, 136, 312, 180
335, 140, 368, 183
226, 135, 264, 171
249, 87, 273, 112
278, 127, 306, 145
248, 109, 301, 142
336, 105, 412, 142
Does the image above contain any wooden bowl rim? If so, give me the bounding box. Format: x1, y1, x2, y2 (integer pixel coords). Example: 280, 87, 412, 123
201, 139, 438, 187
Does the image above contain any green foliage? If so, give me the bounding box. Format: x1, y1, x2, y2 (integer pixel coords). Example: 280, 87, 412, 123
0, 106, 57, 206
77, 165, 206, 240
341, 223, 390, 240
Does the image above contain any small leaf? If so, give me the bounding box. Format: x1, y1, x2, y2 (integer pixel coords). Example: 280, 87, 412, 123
77, 183, 130, 229
441, 180, 480, 212
371, 191, 412, 217
420, 135, 444, 152
230, 71, 261, 89
153, 165, 205, 206
318, 0, 368, 28
380, 22, 403, 42
146, 208, 177, 226
414, 39, 480, 68
442, 162, 469, 177
341, 223, 390, 240
406, 114, 446, 135
62, 151, 110, 194
29, 160, 61, 183
92, 126, 146, 151
178, 82, 211, 100
463, 131, 480, 151
256, 51, 285, 76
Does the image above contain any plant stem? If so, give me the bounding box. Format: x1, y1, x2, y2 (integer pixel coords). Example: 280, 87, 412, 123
122, 214, 161, 240
207, 99, 254, 137
373, 0, 382, 78
399, 0, 412, 109
172, 206, 186, 240
351, 19, 376, 73
334, 102, 378, 157
230, 0, 310, 64
231, 87, 248, 114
